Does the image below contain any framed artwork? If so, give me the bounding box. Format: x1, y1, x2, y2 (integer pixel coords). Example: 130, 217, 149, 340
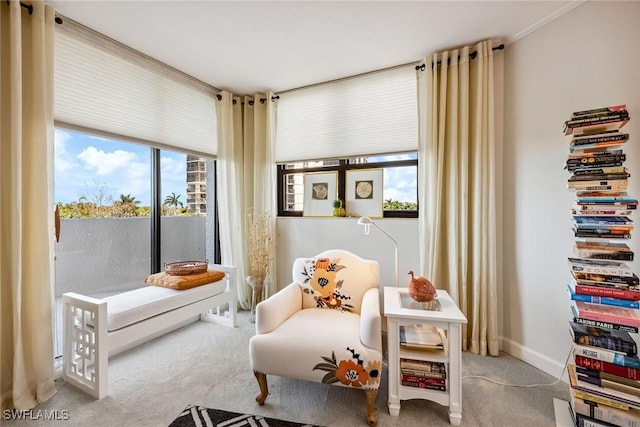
346, 168, 383, 218
303, 171, 338, 217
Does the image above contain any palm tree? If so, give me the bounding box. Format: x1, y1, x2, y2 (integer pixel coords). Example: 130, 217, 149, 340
164, 192, 183, 208
163, 192, 183, 215
114, 193, 140, 217
119, 193, 139, 205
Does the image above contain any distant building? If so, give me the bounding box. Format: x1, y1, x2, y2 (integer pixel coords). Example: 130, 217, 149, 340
283, 160, 342, 211
186, 154, 207, 214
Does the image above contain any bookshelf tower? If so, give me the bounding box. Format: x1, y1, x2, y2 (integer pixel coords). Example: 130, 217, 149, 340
564, 105, 640, 426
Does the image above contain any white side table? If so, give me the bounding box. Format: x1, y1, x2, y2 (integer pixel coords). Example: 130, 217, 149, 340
384, 287, 468, 425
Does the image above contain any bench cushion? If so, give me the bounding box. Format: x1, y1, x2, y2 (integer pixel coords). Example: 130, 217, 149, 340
104, 279, 227, 332
145, 269, 225, 290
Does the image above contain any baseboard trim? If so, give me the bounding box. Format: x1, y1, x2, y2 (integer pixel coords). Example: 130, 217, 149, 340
500, 337, 569, 384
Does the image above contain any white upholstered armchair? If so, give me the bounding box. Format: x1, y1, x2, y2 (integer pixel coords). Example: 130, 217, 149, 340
249, 249, 382, 426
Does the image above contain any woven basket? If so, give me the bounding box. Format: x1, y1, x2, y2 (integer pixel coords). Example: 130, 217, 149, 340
164, 260, 208, 276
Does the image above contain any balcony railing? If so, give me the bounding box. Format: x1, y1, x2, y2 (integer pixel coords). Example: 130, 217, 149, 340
54, 216, 207, 297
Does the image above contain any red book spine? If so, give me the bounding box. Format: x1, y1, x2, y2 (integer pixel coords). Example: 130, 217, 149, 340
575, 354, 640, 380
401, 375, 446, 385
576, 284, 640, 301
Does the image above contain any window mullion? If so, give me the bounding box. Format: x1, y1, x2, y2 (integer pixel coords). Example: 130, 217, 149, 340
150, 148, 161, 273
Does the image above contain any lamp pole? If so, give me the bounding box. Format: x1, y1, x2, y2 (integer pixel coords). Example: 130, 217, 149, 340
358, 216, 399, 287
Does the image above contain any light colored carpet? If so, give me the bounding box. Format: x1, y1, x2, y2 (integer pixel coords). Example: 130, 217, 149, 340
6, 311, 569, 426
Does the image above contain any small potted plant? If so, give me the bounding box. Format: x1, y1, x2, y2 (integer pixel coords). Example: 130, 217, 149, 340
332, 199, 346, 217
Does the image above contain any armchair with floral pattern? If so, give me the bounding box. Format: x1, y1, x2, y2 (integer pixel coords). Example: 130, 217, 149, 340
249, 249, 382, 426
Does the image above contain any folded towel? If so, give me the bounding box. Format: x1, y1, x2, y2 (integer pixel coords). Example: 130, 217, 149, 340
145, 269, 225, 290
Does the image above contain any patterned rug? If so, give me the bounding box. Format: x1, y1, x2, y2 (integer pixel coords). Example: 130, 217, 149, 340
169, 404, 320, 427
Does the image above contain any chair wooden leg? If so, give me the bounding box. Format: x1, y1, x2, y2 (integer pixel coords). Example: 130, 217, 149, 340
254, 371, 269, 405
365, 389, 378, 426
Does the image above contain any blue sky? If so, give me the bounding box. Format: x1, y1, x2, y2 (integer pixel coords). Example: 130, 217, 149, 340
55, 129, 187, 206
55, 129, 417, 206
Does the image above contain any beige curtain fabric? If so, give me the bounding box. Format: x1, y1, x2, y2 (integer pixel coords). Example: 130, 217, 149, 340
417, 40, 499, 356
0, 0, 57, 410
216, 93, 277, 309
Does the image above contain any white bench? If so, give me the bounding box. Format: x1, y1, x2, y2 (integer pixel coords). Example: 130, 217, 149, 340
62, 264, 237, 399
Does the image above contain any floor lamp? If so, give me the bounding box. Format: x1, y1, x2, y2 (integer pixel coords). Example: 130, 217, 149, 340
357, 216, 399, 287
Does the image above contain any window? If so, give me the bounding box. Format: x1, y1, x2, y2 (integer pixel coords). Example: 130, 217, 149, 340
274, 66, 417, 218
278, 153, 418, 218
54, 129, 216, 297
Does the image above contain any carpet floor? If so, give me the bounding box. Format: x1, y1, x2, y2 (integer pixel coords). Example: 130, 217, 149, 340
3, 311, 570, 426
169, 404, 320, 427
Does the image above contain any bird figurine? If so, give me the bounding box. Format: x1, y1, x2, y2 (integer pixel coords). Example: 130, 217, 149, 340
407, 271, 437, 303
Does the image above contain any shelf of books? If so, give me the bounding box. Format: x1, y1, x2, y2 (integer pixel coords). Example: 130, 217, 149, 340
564, 105, 640, 427
399, 324, 448, 392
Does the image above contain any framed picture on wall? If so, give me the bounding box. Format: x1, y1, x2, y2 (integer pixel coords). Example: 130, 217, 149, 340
346, 168, 383, 218
303, 171, 338, 217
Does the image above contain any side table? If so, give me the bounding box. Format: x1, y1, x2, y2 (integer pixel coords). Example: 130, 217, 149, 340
384, 287, 468, 425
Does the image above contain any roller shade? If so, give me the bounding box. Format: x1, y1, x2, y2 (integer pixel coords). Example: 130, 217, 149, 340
54, 19, 217, 155
275, 65, 417, 163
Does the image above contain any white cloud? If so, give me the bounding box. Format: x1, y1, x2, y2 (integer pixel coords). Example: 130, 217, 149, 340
54, 129, 74, 173
78, 146, 139, 175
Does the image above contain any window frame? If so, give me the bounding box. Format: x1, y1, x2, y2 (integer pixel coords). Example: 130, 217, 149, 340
277, 156, 418, 218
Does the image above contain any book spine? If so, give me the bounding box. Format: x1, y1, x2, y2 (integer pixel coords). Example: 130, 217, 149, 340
573, 388, 632, 411
572, 396, 640, 427
573, 166, 629, 175
573, 274, 639, 287
572, 105, 627, 118
574, 232, 631, 240
574, 316, 640, 333
400, 368, 446, 379
577, 374, 640, 399
571, 291, 640, 309
568, 180, 628, 188
574, 250, 635, 261
570, 141, 627, 153
566, 113, 630, 127
401, 380, 446, 391
575, 355, 640, 380
575, 366, 640, 388
401, 374, 446, 385
575, 412, 621, 427
567, 154, 627, 167
577, 309, 640, 329
566, 120, 629, 136
572, 134, 630, 146
573, 344, 640, 369
569, 261, 634, 277
569, 149, 624, 158
570, 163, 626, 172
399, 359, 446, 373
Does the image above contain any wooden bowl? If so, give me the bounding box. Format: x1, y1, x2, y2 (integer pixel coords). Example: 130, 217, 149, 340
164, 260, 208, 276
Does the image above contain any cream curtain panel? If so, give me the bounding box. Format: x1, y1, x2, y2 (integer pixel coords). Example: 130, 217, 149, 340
0, 0, 57, 410
417, 40, 499, 356
216, 92, 277, 309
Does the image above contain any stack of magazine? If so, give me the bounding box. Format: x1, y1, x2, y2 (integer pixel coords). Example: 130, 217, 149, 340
564, 105, 640, 427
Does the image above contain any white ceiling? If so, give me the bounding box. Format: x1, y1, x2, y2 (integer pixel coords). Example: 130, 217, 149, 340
49, 0, 582, 94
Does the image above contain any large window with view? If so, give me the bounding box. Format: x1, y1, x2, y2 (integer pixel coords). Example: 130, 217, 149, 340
53, 128, 215, 359
278, 153, 417, 217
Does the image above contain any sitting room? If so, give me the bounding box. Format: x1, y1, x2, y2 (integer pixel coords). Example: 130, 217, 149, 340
1, 1, 639, 426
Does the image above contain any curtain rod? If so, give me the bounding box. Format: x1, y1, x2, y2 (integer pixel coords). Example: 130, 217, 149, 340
415, 43, 505, 71
5, 1, 63, 24
216, 94, 280, 105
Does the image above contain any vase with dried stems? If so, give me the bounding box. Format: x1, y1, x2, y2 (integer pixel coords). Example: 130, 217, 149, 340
246, 208, 274, 323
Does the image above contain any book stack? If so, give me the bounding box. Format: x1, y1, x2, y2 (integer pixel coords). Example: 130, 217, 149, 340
399, 358, 447, 391
564, 105, 640, 426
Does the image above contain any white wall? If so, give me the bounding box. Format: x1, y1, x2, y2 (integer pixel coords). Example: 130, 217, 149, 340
276, 217, 419, 294
503, 1, 640, 377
